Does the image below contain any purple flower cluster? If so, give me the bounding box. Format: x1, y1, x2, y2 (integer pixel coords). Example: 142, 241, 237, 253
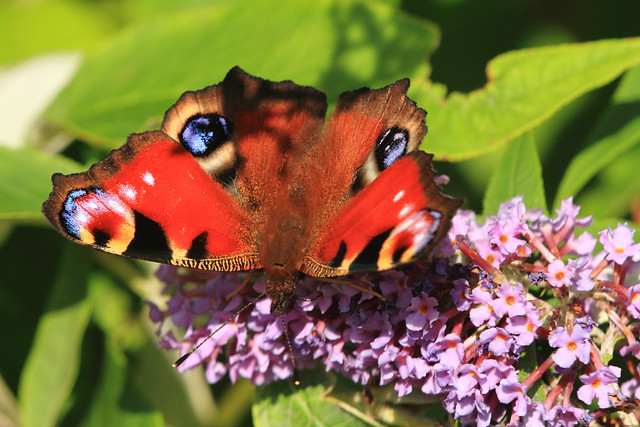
149, 197, 640, 426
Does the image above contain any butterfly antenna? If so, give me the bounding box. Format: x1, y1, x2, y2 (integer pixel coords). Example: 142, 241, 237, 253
172, 291, 266, 368
279, 310, 301, 386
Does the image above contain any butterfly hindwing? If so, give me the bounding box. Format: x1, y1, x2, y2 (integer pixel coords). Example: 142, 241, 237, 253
293, 79, 428, 243
328, 78, 427, 190
42, 131, 260, 271
301, 151, 462, 277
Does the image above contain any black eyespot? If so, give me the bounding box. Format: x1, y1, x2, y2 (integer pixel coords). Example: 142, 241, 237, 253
179, 113, 232, 157
375, 126, 408, 170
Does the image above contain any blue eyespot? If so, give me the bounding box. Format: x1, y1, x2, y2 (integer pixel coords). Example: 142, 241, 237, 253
60, 187, 107, 239
60, 188, 88, 239
375, 127, 408, 170
179, 113, 232, 157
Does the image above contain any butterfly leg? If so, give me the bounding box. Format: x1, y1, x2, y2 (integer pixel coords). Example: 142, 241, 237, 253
224, 272, 256, 302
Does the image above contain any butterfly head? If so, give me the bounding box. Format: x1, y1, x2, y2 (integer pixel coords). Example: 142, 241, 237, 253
264, 263, 298, 312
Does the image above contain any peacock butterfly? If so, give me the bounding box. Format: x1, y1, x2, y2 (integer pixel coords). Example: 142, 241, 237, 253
43, 67, 462, 313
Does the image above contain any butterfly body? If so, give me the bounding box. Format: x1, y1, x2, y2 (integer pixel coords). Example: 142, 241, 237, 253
43, 67, 462, 312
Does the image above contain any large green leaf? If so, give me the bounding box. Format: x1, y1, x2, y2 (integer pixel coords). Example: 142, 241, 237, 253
87, 269, 211, 426
18, 245, 92, 427
0, 147, 81, 222
554, 64, 640, 208
45, 0, 437, 147
0, 0, 118, 65
124, 0, 234, 22
81, 337, 163, 427
129, 338, 218, 427
253, 371, 445, 426
411, 37, 640, 160
483, 132, 546, 215
574, 144, 640, 219
253, 372, 368, 427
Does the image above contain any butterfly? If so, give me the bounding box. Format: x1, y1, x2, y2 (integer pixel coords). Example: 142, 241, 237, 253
43, 67, 462, 312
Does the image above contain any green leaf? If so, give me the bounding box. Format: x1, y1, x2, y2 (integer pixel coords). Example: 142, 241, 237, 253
18, 244, 92, 427
554, 65, 640, 207
411, 37, 640, 160
215, 379, 255, 427
574, 144, 640, 219
81, 336, 163, 427
124, 0, 234, 22
253, 372, 367, 427
588, 217, 639, 238
87, 270, 208, 426
129, 337, 216, 427
46, 0, 437, 148
326, 380, 444, 426
0, 0, 118, 65
483, 132, 546, 215
518, 345, 546, 403
0, 147, 81, 222
88, 270, 145, 351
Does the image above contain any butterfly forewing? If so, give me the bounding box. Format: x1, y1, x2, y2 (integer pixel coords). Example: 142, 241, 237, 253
42, 131, 260, 271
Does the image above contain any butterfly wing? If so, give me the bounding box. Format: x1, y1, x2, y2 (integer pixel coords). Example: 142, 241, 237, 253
43, 67, 328, 272
43, 131, 261, 270
293, 79, 427, 230
294, 77, 462, 276
301, 151, 462, 277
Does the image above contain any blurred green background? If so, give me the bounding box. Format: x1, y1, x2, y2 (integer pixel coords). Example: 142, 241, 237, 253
1, 0, 640, 426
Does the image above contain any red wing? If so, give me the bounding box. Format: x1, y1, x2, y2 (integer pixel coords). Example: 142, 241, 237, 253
42, 131, 260, 271
300, 152, 462, 277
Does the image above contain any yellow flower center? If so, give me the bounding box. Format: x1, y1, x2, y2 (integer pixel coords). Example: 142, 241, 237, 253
419, 303, 430, 315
